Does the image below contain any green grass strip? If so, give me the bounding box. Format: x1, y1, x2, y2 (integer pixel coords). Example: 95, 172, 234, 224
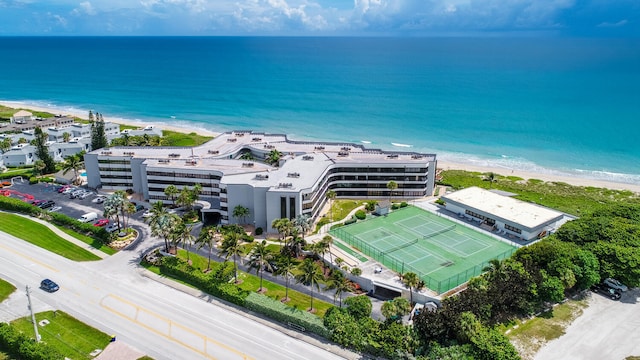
332, 238, 369, 262
0, 278, 16, 303
56, 226, 116, 255
11, 311, 111, 360
0, 213, 101, 261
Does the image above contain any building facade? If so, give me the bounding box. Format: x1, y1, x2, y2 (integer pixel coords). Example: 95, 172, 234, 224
85, 130, 437, 232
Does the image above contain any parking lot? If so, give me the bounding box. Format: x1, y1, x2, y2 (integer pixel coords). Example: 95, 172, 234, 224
1, 181, 149, 228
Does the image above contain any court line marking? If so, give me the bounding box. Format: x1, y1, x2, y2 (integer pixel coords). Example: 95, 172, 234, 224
100, 293, 253, 360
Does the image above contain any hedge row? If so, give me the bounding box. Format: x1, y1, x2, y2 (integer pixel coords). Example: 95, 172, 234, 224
0, 322, 64, 360
245, 292, 329, 338
0, 196, 109, 243
160, 256, 248, 306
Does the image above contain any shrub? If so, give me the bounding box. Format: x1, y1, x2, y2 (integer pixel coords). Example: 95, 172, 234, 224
344, 217, 357, 225
245, 292, 329, 337
365, 201, 377, 212
28, 177, 38, 184
354, 210, 366, 220
400, 202, 408, 208
351, 267, 362, 276
255, 227, 263, 235
435, 198, 446, 206
0, 322, 64, 360
391, 203, 401, 210
0, 196, 42, 216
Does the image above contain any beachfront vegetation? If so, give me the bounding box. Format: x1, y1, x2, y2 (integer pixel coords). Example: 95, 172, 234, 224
0, 105, 53, 120
439, 169, 640, 216
161, 130, 213, 146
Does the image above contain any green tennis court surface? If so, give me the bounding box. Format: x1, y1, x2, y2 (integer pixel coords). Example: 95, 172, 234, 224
330, 206, 516, 294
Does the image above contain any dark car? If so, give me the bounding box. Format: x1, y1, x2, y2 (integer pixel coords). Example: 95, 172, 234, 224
38, 200, 56, 209
135, 204, 145, 212
30, 199, 47, 206
264, 261, 279, 273
591, 283, 622, 300
40, 279, 59, 293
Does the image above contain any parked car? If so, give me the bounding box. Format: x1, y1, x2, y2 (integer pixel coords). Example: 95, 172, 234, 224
591, 283, 622, 300
78, 212, 98, 223
40, 279, 59, 293
70, 190, 84, 199
603, 278, 628, 292
135, 204, 145, 212
92, 196, 107, 204
48, 206, 62, 212
142, 209, 153, 218
78, 191, 94, 199
105, 224, 119, 233
30, 199, 46, 206
94, 219, 110, 227
62, 187, 76, 194
38, 200, 56, 209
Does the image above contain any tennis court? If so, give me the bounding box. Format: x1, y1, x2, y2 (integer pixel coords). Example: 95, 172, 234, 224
330, 206, 516, 294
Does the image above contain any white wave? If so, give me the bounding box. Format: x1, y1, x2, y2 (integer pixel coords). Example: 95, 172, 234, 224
391, 142, 412, 148
361, 140, 371, 144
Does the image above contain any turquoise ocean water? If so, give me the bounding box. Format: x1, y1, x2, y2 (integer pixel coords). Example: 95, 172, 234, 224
0, 37, 638, 184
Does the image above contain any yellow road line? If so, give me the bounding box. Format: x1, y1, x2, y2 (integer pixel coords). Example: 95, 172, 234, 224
100, 293, 253, 360
0, 242, 59, 272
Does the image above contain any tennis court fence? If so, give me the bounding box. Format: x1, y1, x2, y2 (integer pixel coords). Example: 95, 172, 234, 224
422, 224, 456, 239
330, 226, 516, 294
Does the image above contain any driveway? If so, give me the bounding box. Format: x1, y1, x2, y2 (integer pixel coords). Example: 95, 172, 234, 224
535, 288, 640, 360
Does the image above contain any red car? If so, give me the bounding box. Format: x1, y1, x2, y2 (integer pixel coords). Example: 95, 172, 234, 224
93, 219, 110, 227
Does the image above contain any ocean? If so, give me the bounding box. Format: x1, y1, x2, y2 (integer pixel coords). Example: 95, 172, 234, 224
1, 37, 639, 184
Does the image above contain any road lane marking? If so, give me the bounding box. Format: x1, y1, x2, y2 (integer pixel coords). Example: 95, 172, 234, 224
100, 294, 253, 360
0, 242, 59, 272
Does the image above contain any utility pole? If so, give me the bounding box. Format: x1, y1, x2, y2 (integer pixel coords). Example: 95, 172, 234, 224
25, 285, 41, 342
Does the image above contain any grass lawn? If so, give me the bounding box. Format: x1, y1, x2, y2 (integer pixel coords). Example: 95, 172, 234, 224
439, 170, 640, 216
0, 278, 16, 303
162, 130, 214, 147
505, 299, 588, 359
56, 226, 117, 255
0, 105, 53, 120
0, 213, 101, 261
11, 311, 111, 360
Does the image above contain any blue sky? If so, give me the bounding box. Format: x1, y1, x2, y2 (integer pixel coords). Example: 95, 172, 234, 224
0, 0, 638, 36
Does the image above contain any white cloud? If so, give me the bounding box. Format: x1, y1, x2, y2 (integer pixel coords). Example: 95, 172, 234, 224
597, 19, 628, 28
71, 1, 96, 15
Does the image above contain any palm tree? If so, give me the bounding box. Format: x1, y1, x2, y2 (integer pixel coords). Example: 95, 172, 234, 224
61, 153, 84, 185
295, 258, 324, 312
123, 201, 136, 230
386, 180, 398, 201
325, 190, 336, 222
239, 151, 254, 160
293, 214, 312, 241
266, 149, 282, 166
196, 226, 218, 272
274, 256, 296, 302
321, 235, 334, 267
146, 201, 170, 251
32, 160, 46, 177
175, 220, 195, 263
402, 272, 420, 305
484, 172, 497, 188
218, 232, 245, 283
164, 185, 179, 206
272, 218, 293, 249
62, 132, 71, 143
151, 213, 180, 253
314, 238, 330, 272
233, 205, 250, 224
0, 138, 11, 154
247, 240, 274, 292
482, 258, 505, 281
103, 191, 127, 231
325, 270, 354, 307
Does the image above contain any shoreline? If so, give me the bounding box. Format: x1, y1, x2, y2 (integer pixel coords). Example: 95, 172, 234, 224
2, 100, 639, 194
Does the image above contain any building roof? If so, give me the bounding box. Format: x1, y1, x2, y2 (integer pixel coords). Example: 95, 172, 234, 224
442, 186, 563, 229
12, 110, 33, 117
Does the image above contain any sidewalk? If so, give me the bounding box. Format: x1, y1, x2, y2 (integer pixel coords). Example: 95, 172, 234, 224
3, 211, 109, 259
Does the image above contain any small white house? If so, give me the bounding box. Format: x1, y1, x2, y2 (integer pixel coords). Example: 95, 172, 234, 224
10, 110, 34, 124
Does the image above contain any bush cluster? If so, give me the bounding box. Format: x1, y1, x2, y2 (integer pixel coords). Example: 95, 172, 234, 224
0, 322, 64, 360
255, 227, 263, 235
354, 210, 366, 220
244, 292, 329, 337
344, 217, 357, 225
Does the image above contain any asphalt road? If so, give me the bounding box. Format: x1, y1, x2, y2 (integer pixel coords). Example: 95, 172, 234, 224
0, 231, 353, 360
535, 288, 640, 360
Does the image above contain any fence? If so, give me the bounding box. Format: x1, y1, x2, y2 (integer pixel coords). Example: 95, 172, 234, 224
330, 226, 517, 294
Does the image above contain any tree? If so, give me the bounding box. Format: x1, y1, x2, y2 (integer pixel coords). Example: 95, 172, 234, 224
325, 190, 336, 222
484, 172, 497, 189
196, 225, 218, 272
274, 256, 296, 302
344, 294, 372, 320
103, 191, 127, 232
174, 219, 195, 263
386, 180, 398, 200
0, 138, 12, 153
325, 270, 353, 307
146, 201, 175, 252
62, 132, 71, 143
33, 126, 55, 174
293, 214, 313, 240
381, 297, 411, 322
91, 112, 108, 150
164, 185, 179, 206
403, 272, 420, 304
123, 201, 136, 230
218, 232, 245, 284
61, 153, 84, 185
295, 258, 324, 312
266, 149, 282, 166
247, 240, 273, 292
233, 205, 250, 224
32, 160, 46, 177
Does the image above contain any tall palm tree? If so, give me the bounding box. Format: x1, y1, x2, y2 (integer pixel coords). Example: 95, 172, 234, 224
62, 132, 71, 143
325, 270, 354, 307
275, 256, 296, 302
321, 235, 334, 267
164, 185, 179, 206
196, 226, 218, 272
485, 172, 497, 189
61, 153, 84, 185
174, 219, 195, 263
103, 191, 127, 231
150, 213, 180, 253
314, 238, 330, 272
402, 272, 420, 305
293, 214, 312, 241
295, 258, 324, 312
218, 232, 245, 283
233, 205, 250, 224
247, 240, 274, 292
325, 190, 336, 222
146, 201, 170, 251
32, 160, 46, 177
123, 201, 136, 230
272, 218, 293, 248
386, 180, 398, 201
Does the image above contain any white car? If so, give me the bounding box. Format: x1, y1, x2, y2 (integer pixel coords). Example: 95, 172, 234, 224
105, 224, 119, 233
603, 278, 628, 292
78, 191, 94, 199
62, 187, 76, 194
142, 210, 153, 218
92, 196, 107, 204
48, 206, 62, 212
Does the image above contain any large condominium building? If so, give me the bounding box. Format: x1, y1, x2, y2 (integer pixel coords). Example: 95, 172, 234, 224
84, 130, 437, 232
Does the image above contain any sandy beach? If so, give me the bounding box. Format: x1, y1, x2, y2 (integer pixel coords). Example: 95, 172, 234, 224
2, 100, 639, 194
